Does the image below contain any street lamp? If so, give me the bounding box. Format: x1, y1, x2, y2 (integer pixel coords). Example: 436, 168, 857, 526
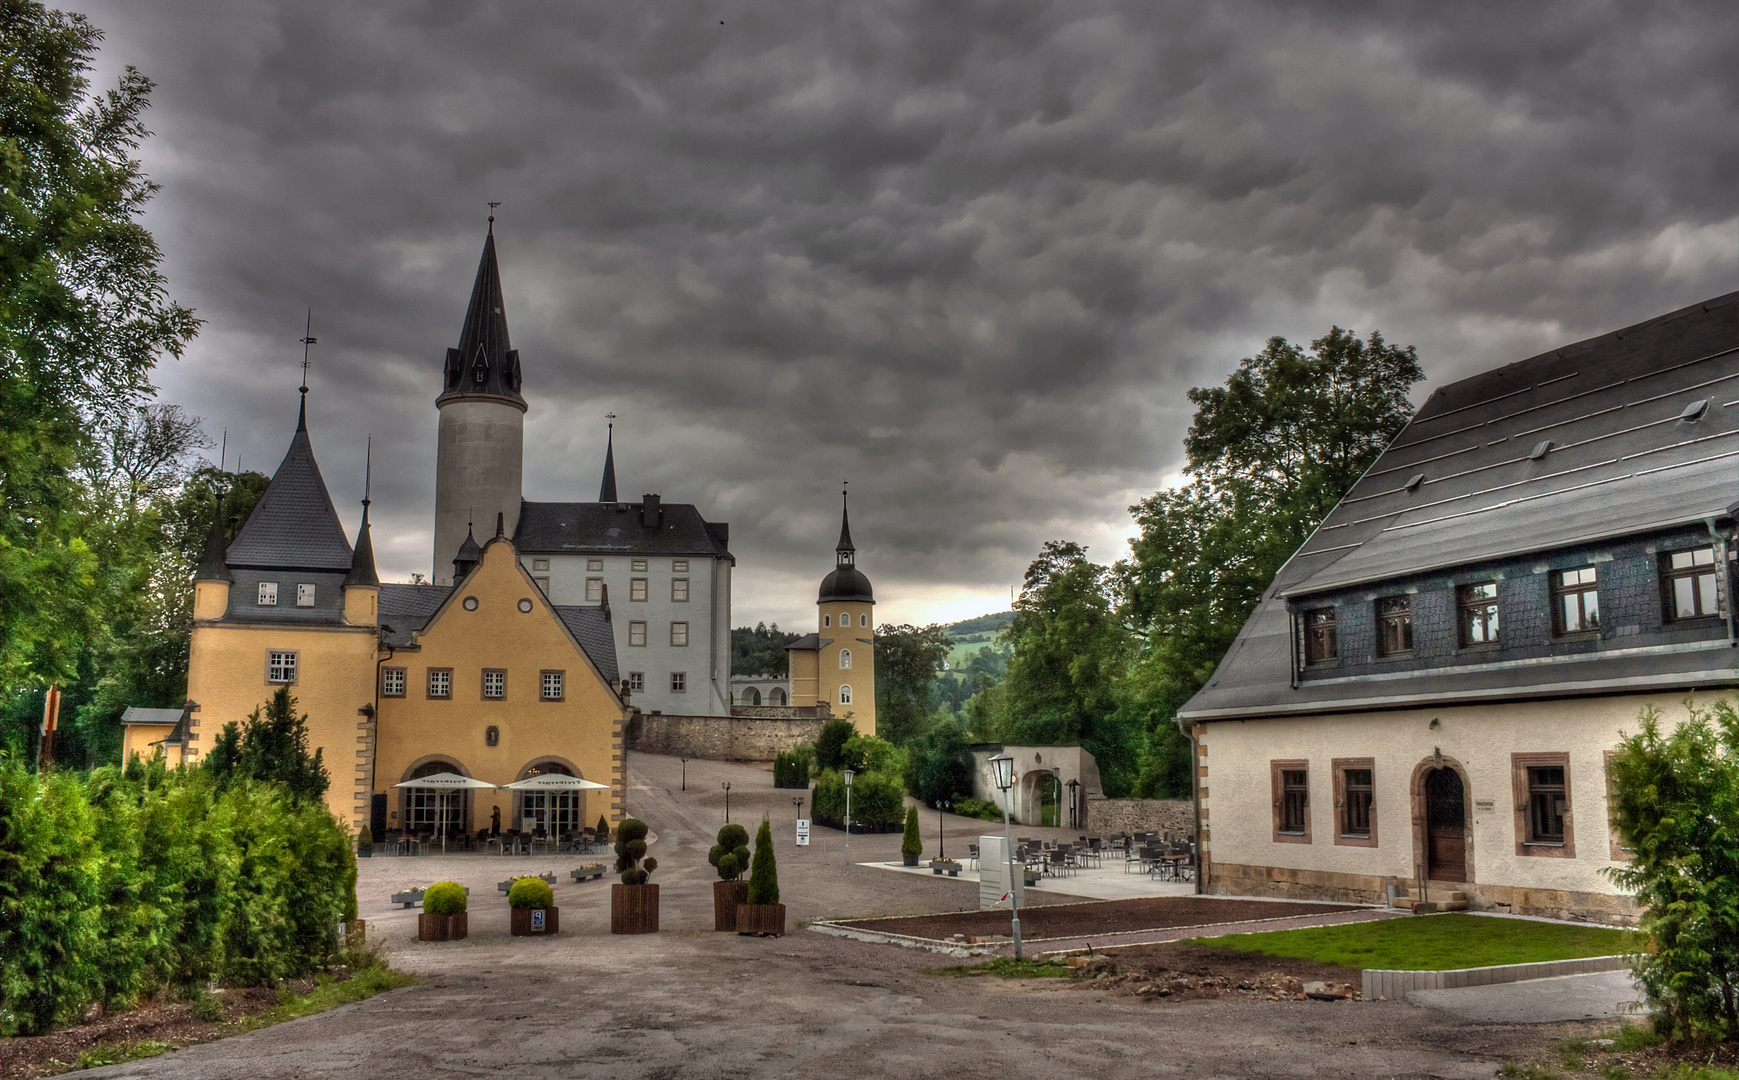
722, 781, 731, 823
681, 757, 688, 791
843, 768, 855, 864
1066, 778, 1079, 830
990, 755, 1022, 960
937, 798, 951, 860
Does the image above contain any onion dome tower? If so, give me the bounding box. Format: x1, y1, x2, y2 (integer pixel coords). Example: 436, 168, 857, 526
432, 218, 526, 584
813, 490, 876, 732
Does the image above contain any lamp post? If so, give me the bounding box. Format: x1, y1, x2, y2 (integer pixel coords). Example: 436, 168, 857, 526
937, 799, 951, 861
722, 781, 731, 823
843, 768, 855, 864
991, 755, 1022, 960
681, 757, 688, 791
1066, 778, 1080, 830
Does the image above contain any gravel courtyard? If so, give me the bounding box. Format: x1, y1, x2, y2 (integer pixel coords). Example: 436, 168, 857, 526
80, 754, 1611, 1079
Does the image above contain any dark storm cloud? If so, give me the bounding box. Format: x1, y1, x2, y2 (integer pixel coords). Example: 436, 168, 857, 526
80, 0, 1739, 626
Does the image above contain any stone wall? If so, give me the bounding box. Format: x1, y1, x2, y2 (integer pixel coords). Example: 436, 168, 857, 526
1087, 797, 1195, 837
624, 709, 829, 761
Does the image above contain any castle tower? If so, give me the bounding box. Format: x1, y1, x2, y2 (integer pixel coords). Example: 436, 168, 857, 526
433, 221, 525, 584
788, 491, 876, 734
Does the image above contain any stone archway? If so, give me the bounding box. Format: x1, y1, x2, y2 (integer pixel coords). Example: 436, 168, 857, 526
397, 757, 470, 838
1410, 753, 1474, 884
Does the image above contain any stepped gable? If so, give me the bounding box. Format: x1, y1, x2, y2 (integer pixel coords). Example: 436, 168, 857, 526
1178, 290, 1739, 723
225, 408, 354, 572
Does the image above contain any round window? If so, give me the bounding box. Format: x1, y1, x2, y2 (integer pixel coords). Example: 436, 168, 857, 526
518, 597, 534, 613
462, 596, 478, 611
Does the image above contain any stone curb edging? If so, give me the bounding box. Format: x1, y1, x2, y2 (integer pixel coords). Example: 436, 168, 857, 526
1362, 955, 1631, 1001
807, 922, 987, 957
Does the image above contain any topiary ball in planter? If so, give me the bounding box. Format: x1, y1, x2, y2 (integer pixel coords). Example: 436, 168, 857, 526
508, 876, 559, 936
508, 877, 555, 909
419, 881, 469, 941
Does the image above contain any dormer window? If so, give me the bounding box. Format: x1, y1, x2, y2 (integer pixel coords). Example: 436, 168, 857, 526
258, 581, 278, 606
1377, 596, 1413, 656
296, 583, 315, 608
1663, 547, 1719, 621
1303, 608, 1337, 664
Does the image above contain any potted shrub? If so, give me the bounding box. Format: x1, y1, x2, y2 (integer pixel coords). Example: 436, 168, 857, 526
708, 823, 751, 931
900, 805, 922, 866
609, 818, 659, 934
420, 880, 469, 941
736, 817, 785, 936
357, 824, 373, 859
508, 876, 559, 936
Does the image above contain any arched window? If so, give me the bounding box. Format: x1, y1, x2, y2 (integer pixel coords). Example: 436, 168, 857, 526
404, 760, 467, 837
860, 614, 868, 627
838, 684, 853, 705
823, 614, 831, 627
771, 687, 787, 705
748, 687, 762, 705
840, 610, 851, 626
839, 648, 852, 669
519, 761, 581, 838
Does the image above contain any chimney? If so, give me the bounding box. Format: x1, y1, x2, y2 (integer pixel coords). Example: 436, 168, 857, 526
641, 493, 661, 528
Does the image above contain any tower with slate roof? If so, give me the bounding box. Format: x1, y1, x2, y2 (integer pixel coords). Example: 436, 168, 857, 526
433, 219, 526, 586
787, 491, 876, 734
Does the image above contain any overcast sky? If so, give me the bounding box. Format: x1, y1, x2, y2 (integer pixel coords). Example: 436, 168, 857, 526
81, 0, 1739, 629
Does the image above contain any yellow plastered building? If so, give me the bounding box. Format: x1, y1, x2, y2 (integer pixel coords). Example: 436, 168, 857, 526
787, 492, 876, 735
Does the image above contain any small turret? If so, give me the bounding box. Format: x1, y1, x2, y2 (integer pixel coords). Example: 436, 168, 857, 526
453, 524, 483, 582
193, 491, 232, 621
343, 461, 380, 626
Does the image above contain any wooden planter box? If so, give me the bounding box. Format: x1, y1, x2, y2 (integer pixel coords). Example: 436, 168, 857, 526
610, 883, 659, 934
736, 903, 786, 937
418, 912, 468, 941
712, 881, 748, 931
509, 907, 559, 936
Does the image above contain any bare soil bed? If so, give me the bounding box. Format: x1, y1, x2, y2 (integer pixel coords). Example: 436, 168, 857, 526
0, 985, 288, 1080
1081, 941, 1362, 1002
833, 895, 1365, 942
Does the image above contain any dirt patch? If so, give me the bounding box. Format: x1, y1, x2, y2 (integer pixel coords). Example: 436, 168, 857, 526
0, 983, 299, 1079
832, 896, 1365, 942
1081, 940, 1362, 1002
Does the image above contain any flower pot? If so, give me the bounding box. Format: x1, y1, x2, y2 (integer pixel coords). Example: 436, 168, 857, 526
902, 852, 919, 867
712, 881, 748, 931
509, 907, 559, 936
357, 844, 372, 859
610, 883, 659, 934
736, 903, 786, 937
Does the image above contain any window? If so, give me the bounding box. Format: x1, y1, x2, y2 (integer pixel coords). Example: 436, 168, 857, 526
482, 669, 505, 699
861, 614, 868, 627
823, 614, 831, 627
1377, 596, 1413, 655
630, 578, 648, 602
267, 650, 297, 684
1303, 608, 1337, 664
1512, 752, 1575, 858
1553, 566, 1600, 634
1459, 582, 1500, 646
258, 581, 278, 606
587, 558, 603, 571
1271, 761, 1310, 842
296, 583, 315, 608
632, 559, 647, 572
670, 621, 689, 646
1333, 758, 1376, 847
381, 667, 406, 697
585, 578, 604, 602
838, 684, 852, 705
1663, 547, 1719, 620
629, 621, 646, 647
532, 558, 549, 572
541, 670, 564, 701
427, 668, 452, 699
627, 671, 644, 693
533, 577, 550, 594
839, 648, 852, 669
840, 610, 850, 625
672, 578, 689, 602
670, 672, 686, 693
672, 560, 688, 572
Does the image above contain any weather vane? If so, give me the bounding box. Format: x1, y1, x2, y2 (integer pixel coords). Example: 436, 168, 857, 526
488, 200, 501, 226
299, 310, 317, 394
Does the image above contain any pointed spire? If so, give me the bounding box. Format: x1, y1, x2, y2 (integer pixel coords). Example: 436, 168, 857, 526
600, 421, 618, 502
453, 522, 483, 581
225, 401, 354, 572
438, 224, 525, 408
298, 311, 316, 432
195, 490, 231, 581
345, 439, 379, 587
836, 486, 855, 566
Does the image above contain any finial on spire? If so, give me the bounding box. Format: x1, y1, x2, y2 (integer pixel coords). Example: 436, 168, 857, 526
362, 436, 372, 508
297, 311, 317, 431
488, 201, 501, 232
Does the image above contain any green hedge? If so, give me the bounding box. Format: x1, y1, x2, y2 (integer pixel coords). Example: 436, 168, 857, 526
772, 747, 811, 788
0, 755, 356, 1035
810, 768, 905, 830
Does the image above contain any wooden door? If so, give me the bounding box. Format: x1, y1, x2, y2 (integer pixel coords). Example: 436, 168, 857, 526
1425, 768, 1466, 882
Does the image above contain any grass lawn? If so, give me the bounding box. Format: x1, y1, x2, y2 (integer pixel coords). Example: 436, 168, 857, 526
1195, 913, 1641, 971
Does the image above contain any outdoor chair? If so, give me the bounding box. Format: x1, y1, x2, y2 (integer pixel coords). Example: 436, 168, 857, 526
966, 844, 980, 870
1046, 849, 1074, 877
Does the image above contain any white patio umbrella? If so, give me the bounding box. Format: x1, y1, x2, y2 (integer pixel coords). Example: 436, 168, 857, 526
503, 774, 611, 847
392, 772, 499, 851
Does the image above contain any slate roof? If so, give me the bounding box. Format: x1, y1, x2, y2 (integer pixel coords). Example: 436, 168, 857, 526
224, 403, 355, 571
786, 633, 830, 651
514, 500, 732, 558
376, 583, 620, 684
819, 566, 875, 603
345, 504, 380, 587
195, 492, 231, 581
437, 225, 525, 408
120, 706, 188, 726
1178, 291, 1739, 722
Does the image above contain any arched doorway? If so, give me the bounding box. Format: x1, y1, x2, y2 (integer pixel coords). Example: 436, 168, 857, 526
1423, 767, 1467, 882
516, 761, 584, 837
770, 687, 787, 705
401, 759, 468, 837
